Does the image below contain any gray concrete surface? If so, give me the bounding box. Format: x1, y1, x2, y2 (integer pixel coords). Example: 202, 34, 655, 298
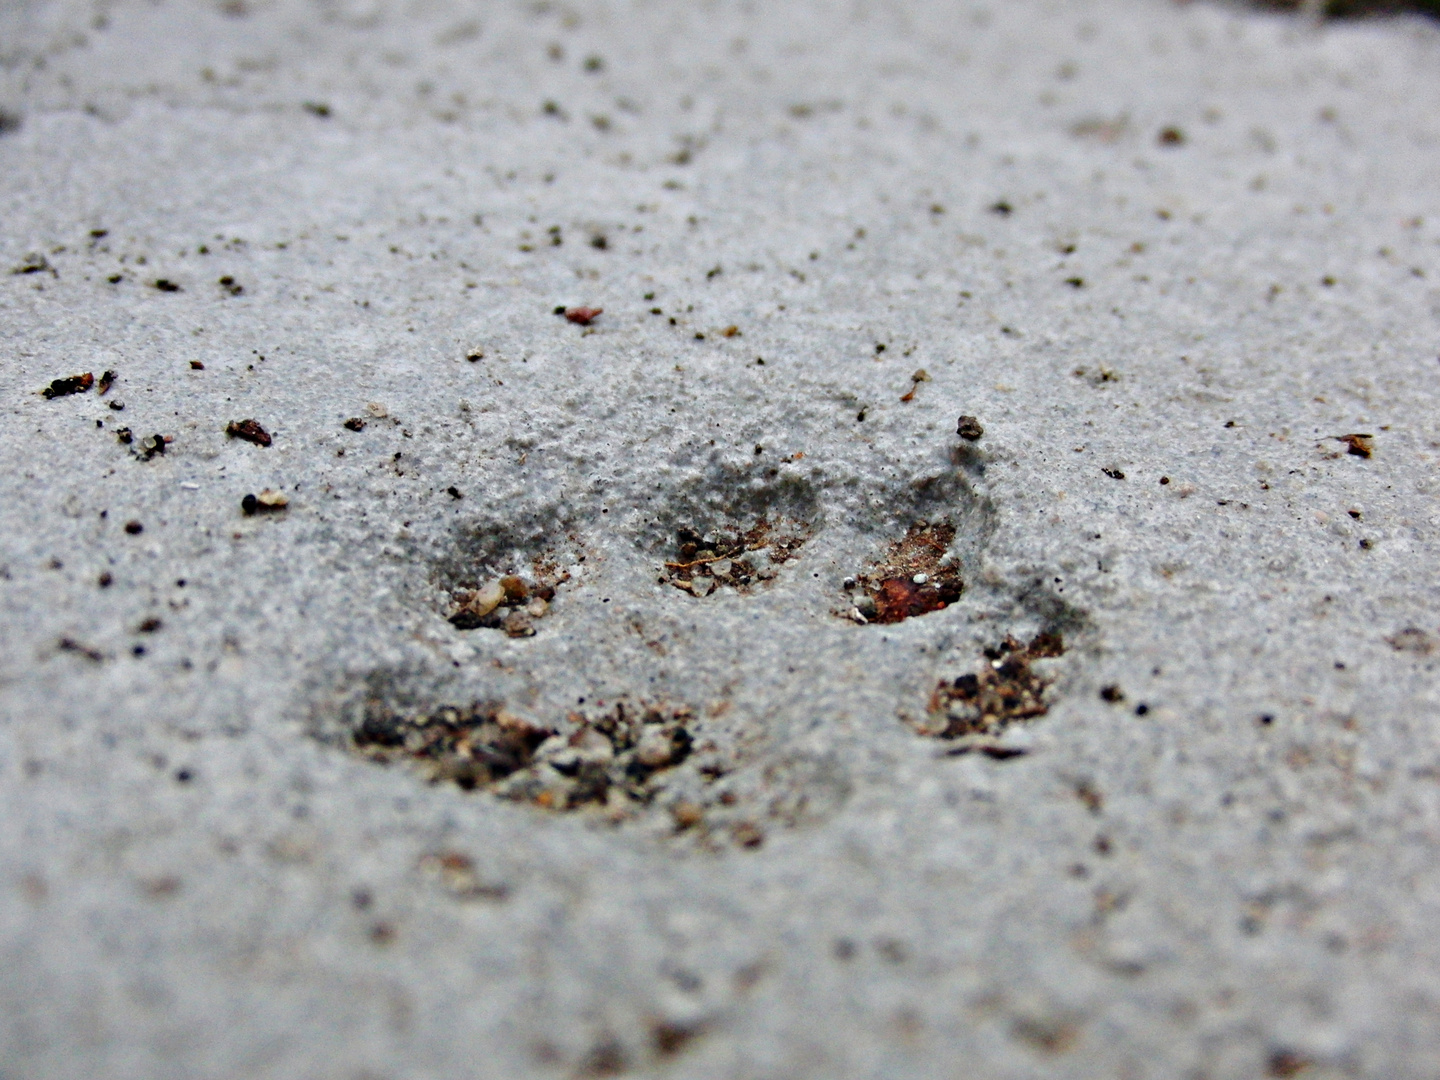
3, 0, 1440, 1076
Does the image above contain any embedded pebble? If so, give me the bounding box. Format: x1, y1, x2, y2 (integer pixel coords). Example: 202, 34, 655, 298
471, 581, 505, 617
636, 728, 679, 768
502, 610, 535, 637
499, 576, 528, 603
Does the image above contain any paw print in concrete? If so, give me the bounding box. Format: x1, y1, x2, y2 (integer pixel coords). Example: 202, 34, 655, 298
315, 451, 1087, 844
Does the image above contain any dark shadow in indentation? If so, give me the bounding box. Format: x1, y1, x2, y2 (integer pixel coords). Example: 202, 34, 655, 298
640, 462, 820, 598
428, 503, 585, 637
638, 461, 821, 548
835, 461, 998, 594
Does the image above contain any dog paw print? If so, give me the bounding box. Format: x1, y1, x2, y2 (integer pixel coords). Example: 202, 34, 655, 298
318, 445, 1089, 845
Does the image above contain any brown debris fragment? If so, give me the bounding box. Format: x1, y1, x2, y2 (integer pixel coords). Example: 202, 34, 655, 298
1335, 433, 1374, 458
1386, 627, 1436, 654
579, 1039, 627, 1077
41, 373, 94, 399
671, 801, 704, 830
226, 419, 273, 446
1266, 1050, 1314, 1078
11, 253, 50, 275
58, 637, 104, 662
732, 821, 765, 848
502, 609, 536, 638
559, 305, 603, 325
1071, 115, 1128, 143
417, 851, 509, 901
343, 417, 366, 431
97, 370, 117, 395
1011, 1014, 1080, 1055
956, 415, 984, 441
650, 1019, 705, 1058
899, 368, 931, 402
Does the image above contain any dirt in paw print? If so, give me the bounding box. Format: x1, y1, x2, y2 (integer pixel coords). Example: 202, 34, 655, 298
352, 697, 699, 817
907, 632, 1066, 756
841, 520, 965, 624
658, 518, 810, 599
448, 559, 569, 637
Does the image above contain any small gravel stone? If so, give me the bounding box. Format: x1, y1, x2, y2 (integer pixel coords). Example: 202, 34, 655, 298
635, 728, 678, 768
469, 581, 505, 617
502, 610, 535, 637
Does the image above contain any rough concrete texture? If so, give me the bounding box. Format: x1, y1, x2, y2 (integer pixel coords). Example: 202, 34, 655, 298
3, 0, 1440, 1076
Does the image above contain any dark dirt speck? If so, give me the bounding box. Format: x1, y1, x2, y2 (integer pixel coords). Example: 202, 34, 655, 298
226, 419, 272, 447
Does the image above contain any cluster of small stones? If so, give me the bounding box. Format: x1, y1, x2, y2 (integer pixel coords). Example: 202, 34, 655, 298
448, 572, 563, 637
912, 633, 1066, 747
352, 699, 695, 814
660, 521, 808, 598
843, 521, 964, 624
